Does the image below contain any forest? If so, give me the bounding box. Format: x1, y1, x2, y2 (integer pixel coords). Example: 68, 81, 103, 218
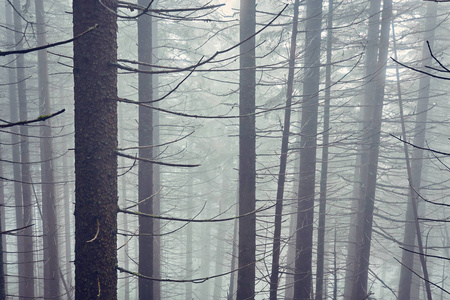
1, 0, 450, 299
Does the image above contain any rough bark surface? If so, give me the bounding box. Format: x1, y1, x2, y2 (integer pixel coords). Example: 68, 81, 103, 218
73, 1, 118, 299
237, 0, 256, 299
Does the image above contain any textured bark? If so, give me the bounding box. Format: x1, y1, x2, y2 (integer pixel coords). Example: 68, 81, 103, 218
397, 3, 437, 299
351, 1, 392, 299
237, 0, 256, 298
35, 0, 61, 297
293, 0, 323, 298
269, 1, 299, 298
138, 1, 154, 298
73, 0, 118, 299
12, 1, 35, 297
315, 1, 333, 299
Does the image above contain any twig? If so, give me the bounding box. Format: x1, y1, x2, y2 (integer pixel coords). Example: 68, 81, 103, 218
390, 134, 450, 156
395, 257, 450, 295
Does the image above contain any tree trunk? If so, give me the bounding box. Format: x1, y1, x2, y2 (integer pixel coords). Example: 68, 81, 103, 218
227, 204, 238, 300
4, 4, 20, 297
0, 145, 5, 300
269, 1, 300, 298
152, 18, 161, 300
62, 134, 73, 296
237, 0, 256, 299
11, 1, 35, 297
186, 174, 193, 300
293, 0, 323, 298
73, 0, 118, 299
344, 1, 381, 298
137, 1, 154, 299
351, 1, 392, 299
35, 0, 61, 297
315, 1, 333, 299
396, 2, 437, 299
213, 182, 226, 299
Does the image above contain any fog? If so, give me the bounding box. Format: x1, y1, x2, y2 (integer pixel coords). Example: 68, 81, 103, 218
0, 0, 449, 299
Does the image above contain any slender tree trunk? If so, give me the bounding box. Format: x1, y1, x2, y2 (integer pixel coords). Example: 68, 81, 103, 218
5, 2, 23, 293
119, 109, 130, 300
213, 182, 226, 299
351, 1, 392, 299
35, 0, 61, 297
186, 175, 193, 300
269, 1, 300, 298
227, 204, 238, 300
396, 2, 437, 300
73, 0, 118, 298
237, 0, 256, 298
293, 0, 323, 298
12, 1, 35, 297
0, 145, 5, 300
152, 18, 161, 300
200, 201, 211, 298
138, 1, 154, 298
285, 140, 300, 300
62, 135, 73, 296
315, 1, 333, 299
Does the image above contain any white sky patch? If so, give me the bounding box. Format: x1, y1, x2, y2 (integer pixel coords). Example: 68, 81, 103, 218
221, 0, 239, 16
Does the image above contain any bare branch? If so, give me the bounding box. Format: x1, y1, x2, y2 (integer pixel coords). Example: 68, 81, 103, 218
0, 25, 98, 56
394, 257, 450, 295
118, 205, 271, 223
0, 109, 65, 128
390, 134, 450, 156
115, 151, 200, 167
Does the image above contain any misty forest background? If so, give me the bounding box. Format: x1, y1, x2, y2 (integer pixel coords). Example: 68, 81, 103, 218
1, 0, 450, 299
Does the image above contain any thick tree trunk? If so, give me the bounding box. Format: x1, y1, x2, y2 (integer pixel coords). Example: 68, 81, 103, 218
293, 0, 323, 298
237, 0, 256, 299
35, 0, 61, 297
73, 0, 118, 299
137, 1, 154, 299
